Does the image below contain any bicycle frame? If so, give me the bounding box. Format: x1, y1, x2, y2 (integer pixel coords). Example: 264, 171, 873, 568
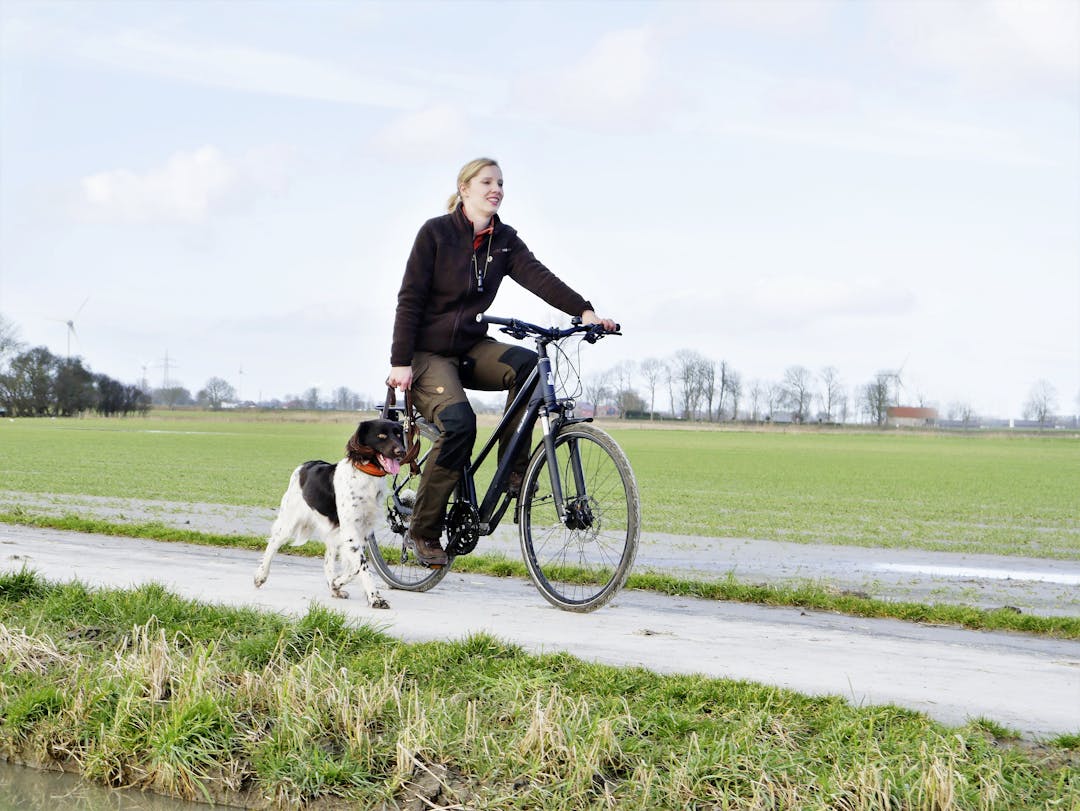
464, 342, 578, 534
401, 318, 604, 540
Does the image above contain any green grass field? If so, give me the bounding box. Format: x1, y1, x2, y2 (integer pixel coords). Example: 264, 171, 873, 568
1, 411, 1077, 558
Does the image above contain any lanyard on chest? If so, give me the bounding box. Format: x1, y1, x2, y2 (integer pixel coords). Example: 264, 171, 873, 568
472, 226, 495, 293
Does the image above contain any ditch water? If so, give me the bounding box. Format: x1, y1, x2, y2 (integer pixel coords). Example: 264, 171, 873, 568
0, 761, 220, 810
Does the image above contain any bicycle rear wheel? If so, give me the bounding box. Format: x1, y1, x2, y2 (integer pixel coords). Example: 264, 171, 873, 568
519, 423, 639, 612
365, 421, 452, 592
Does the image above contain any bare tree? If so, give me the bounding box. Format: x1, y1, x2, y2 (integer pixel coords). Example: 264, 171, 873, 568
584, 368, 614, 410
860, 373, 892, 426
154, 385, 193, 409
616, 388, 646, 416
610, 360, 637, 418
0, 314, 21, 368
946, 401, 978, 425
665, 363, 677, 417
303, 387, 321, 410
727, 369, 742, 420
672, 350, 708, 419
713, 360, 734, 420
766, 381, 786, 420
1023, 380, 1057, 425
836, 389, 850, 424
700, 360, 717, 420
748, 379, 766, 422
818, 366, 844, 423
782, 365, 813, 422
199, 377, 237, 410
333, 386, 360, 411
638, 357, 665, 419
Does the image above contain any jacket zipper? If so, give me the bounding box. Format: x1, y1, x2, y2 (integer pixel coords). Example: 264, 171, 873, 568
448, 245, 473, 351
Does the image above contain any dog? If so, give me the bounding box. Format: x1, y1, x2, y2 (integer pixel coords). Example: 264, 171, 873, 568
254, 419, 406, 608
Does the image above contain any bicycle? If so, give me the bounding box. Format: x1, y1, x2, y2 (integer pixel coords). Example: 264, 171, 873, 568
366, 315, 640, 612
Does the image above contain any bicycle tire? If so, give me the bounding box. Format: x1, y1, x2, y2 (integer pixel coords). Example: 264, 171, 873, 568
519, 423, 639, 612
365, 420, 453, 592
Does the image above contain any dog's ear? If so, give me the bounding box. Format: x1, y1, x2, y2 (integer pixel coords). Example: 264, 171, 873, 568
358, 420, 386, 446
346, 422, 377, 462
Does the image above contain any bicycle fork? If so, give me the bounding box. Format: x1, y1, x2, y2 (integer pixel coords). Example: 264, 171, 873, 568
534, 355, 594, 530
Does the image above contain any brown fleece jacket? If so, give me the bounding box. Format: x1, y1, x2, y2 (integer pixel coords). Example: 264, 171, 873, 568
390, 207, 593, 366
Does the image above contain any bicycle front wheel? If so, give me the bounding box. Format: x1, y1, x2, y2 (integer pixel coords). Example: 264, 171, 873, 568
519, 423, 639, 612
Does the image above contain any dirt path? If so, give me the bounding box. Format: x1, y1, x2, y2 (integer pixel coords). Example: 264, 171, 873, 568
3, 490, 1079, 617
2, 524, 1078, 739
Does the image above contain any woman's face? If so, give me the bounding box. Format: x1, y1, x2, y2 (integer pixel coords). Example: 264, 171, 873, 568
460, 165, 504, 221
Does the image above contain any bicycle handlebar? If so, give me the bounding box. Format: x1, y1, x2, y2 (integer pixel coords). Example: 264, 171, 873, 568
478, 314, 621, 344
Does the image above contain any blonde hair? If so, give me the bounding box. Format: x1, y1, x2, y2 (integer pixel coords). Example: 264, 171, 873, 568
446, 157, 500, 212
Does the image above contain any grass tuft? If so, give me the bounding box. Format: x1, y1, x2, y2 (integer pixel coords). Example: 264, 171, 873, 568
0, 567, 48, 602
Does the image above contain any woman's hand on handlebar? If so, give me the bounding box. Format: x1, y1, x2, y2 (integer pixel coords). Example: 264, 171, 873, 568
387, 365, 413, 391
581, 309, 618, 333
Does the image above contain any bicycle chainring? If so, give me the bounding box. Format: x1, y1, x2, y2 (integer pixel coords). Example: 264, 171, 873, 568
444, 500, 480, 556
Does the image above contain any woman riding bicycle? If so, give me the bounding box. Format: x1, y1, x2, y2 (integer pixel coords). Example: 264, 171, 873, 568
387, 157, 616, 567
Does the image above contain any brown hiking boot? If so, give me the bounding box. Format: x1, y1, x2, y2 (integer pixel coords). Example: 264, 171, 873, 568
409, 532, 448, 567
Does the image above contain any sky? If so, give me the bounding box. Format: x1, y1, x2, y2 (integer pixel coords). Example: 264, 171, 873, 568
1, 0, 1077, 419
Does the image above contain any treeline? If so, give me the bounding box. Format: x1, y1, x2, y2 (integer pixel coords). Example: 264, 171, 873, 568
0, 345, 150, 417
586, 350, 1066, 425
0, 332, 150, 417
585, 351, 905, 425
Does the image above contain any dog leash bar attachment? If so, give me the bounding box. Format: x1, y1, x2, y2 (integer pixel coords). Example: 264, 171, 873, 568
381, 386, 396, 420
383, 385, 420, 474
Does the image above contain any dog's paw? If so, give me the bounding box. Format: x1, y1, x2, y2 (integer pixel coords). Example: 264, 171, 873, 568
254, 573, 266, 589
330, 588, 349, 599
370, 595, 390, 610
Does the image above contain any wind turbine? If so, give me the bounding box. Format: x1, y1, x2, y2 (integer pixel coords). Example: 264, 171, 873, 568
51, 297, 90, 359
888, 356, 909, 407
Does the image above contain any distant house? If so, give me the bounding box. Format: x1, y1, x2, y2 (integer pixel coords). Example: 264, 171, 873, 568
767, 411, 795, 424
887, 406, 938, 428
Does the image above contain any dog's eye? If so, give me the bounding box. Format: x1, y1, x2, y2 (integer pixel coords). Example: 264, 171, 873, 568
378, 433, 387, 439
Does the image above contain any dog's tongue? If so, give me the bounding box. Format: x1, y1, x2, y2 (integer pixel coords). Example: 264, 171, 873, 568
379, 455, 401, 475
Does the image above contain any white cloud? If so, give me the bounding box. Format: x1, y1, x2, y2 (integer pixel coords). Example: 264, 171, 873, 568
636, 276, 917, 342
726, 112, 1055, 167
514, 27, 671, 131
690, 0, 839, 31
77, 145, 290, 225
4, 16, 424, 109
877, 0, 1079, 90
370, 104, 471, 161
746, 276, 917, 326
